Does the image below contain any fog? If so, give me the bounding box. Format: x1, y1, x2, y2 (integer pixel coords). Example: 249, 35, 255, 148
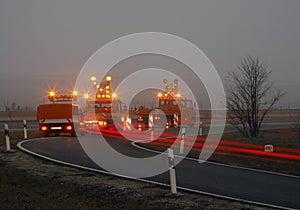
1, 0, 299, 110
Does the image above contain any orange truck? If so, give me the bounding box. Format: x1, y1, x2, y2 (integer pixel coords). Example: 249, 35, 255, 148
37, 91, 80, 137
83, 75, 121, 128
135, 79, 199, 129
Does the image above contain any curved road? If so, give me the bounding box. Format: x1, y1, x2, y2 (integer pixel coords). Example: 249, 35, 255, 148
19, 134, 300, 210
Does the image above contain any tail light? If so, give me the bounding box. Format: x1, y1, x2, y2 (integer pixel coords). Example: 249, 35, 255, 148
66, 125, 73, 130
41, 126, 47, 131
99, 121, 107, 126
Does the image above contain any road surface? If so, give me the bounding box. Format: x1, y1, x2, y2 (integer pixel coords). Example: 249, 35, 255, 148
19, 135, 300, 209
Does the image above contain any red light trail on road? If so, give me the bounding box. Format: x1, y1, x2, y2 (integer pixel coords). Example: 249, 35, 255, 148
80, 127, 300, 166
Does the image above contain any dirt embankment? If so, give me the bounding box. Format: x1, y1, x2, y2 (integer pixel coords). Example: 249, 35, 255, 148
0, 132, 269, 209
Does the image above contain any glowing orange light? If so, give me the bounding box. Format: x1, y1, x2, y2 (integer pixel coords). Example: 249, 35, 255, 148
106, 75, 112, 81
66, 125, 72, 130
90, 76, 96, 82
49, 91, 55, 97
73, 90, 78, 96
158, 93, 162, 98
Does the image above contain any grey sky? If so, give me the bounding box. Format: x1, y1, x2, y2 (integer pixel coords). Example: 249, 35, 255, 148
0, 0, 299, 109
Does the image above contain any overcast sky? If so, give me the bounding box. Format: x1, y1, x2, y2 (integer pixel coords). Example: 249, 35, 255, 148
0, 0, 299, 110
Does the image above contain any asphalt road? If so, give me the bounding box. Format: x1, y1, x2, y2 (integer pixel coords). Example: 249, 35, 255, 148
20, 135, 300, 209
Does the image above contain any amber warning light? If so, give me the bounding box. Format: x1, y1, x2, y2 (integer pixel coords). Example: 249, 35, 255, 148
48, 90, 78, 102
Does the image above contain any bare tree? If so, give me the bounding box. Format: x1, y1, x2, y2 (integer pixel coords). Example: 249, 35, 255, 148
227, 56, 284, 137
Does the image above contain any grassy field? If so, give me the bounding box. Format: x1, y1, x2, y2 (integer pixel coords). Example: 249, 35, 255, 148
0, 161, 105, 209
207, 129, 300, 175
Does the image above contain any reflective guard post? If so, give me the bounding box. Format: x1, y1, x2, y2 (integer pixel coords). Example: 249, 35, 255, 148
199, 121, 203, 136
149, 114, 154, 141
23, 120, 28, 140
180, 128, 186, 154
167, 148, 177, 194
3, 124, 16, 153
123, 116, 132, 131
4, 124, 11, 152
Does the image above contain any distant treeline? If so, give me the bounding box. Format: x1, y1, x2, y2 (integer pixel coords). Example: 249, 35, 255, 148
2, 102, 35, 112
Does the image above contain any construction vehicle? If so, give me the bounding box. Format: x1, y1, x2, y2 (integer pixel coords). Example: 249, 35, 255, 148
37, 91, 80, 137
83, 75, 122, 128
135, 79, 199, 129
83, 76, 199, 130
